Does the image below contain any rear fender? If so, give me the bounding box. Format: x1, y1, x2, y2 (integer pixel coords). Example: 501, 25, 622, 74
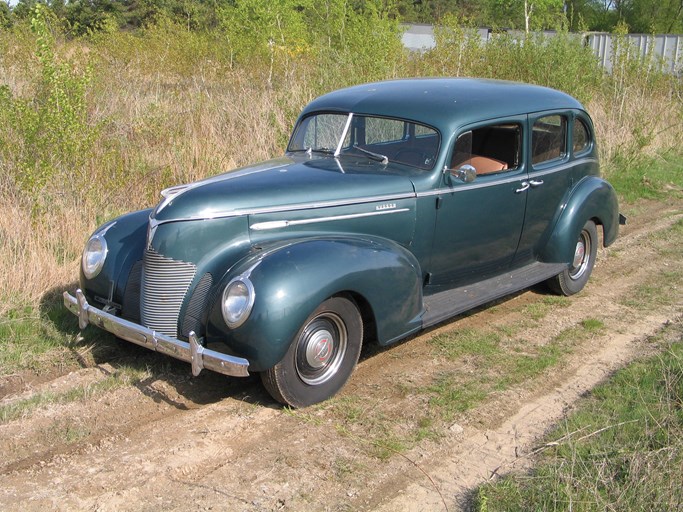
207, 236, 423, 371
539, 176, 619, 264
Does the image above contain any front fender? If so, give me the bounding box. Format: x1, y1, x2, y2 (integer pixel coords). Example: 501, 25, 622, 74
79, 208, 152, 311
539, 176, 619, 264
206, 236, 423, 372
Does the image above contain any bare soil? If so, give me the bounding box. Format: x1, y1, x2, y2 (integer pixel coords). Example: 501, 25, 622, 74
1, 199, 681, 512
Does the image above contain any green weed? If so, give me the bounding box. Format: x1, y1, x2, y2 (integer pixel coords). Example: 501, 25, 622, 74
605, 152, 683, 203
425, 373, 489, 420
428, 329, 501, 362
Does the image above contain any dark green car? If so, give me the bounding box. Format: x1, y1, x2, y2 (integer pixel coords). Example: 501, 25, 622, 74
65, 78, 622, 407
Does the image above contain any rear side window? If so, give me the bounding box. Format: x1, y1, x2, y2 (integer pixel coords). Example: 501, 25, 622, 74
532, 115, 567, 165
573, 118, 591, 155
452, 123, 521, 175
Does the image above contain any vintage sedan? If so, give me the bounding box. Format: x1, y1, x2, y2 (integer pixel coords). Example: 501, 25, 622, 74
65, 78, 622, 407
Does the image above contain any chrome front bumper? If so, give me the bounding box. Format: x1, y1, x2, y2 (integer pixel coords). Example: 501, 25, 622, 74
63, 289, 250, 378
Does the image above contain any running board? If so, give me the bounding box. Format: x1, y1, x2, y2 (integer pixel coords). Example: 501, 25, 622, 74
422, 262, 567, 328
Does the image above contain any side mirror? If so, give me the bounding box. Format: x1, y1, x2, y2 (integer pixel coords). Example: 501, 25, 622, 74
450, 164, 476, 183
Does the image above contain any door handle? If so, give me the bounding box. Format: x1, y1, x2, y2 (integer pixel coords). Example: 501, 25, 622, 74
515, 181, 530, 193
529, 179, 544, 187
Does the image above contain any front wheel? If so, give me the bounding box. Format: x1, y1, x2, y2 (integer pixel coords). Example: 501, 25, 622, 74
548, 220, 598, 296
261, 296, 363, 408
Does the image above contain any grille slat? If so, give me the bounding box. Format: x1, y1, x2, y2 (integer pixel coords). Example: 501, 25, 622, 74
181, 273, 213, 338
141, 248, 197, 337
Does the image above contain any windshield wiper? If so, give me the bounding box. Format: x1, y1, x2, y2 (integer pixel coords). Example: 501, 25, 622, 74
349, 145, 388, 165
312, 147, 335, 154
289, 147, 335, 155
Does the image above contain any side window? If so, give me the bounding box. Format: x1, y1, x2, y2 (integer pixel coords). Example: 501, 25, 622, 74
532, 115, 567, 165
451, 123, 521, 175
573, 118, 591, 155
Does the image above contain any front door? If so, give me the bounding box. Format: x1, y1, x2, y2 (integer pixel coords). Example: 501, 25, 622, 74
427, 117, 528, 288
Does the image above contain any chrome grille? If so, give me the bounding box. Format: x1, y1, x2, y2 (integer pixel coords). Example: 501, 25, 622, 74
141, 248, 197, 337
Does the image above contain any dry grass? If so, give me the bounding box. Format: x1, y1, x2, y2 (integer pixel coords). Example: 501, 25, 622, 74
589, 80, 683, 164
0, 202, 87, 314
0, 24, 682, 325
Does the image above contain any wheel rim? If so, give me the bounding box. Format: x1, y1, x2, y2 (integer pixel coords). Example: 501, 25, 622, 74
295, 312, 347, 386
569, 229, 591, 280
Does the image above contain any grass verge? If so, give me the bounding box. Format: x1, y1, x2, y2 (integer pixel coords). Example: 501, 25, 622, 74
472, 321, 683, 511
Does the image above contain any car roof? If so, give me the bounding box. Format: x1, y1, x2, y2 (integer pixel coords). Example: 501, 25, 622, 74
299, 78, 585, 133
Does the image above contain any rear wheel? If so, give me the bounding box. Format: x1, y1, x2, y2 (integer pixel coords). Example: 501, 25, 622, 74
548, 220, 598, 296
261, 296, 363, 408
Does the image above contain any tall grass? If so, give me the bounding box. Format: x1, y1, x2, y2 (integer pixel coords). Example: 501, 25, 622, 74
0, 8, 681, 370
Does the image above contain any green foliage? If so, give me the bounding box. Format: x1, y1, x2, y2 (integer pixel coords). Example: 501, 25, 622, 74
0, 1, 12, 29
486, 0, 565, 32
5, 0, 683, 34
606, 152, 683, 203
218, 0, 311, 82
217, 0, 404, 86
1, 5, 97, 207
425, 21, 603, 105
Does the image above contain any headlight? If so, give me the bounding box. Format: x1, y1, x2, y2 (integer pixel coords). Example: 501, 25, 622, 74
82, 234, 108, 279
221, 277, 255, 328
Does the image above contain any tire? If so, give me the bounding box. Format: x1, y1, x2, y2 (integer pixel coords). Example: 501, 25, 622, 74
261, 296, 363, 408
548, 220, 598, 296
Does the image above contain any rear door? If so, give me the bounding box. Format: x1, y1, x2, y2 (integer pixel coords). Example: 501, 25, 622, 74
514, 111, 573, 265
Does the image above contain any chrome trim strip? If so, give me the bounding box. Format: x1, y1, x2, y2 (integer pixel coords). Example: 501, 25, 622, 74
418, 174, 524, 197
64, 290, 250, 378
250, 208, 411, 231
154, 161, 291, 215
421, 157, 599, 198
528, 157, 598, 179
152, 193, 417, 226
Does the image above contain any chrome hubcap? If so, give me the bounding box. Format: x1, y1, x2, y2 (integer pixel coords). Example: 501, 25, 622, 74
305, 330, 334, 369
295, 313, 347, 386
569, 231, 590, 280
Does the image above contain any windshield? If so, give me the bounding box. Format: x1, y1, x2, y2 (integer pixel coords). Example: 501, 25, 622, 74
288, 113, 440, 170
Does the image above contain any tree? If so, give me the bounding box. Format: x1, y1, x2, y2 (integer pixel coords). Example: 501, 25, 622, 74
623, 0, 683, 33
487, 0, 564, 31
0, 0, 12, 29
64, 0, 126, 34
218, 0, 312, 81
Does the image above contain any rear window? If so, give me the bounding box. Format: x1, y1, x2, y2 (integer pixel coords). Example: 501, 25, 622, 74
532, 115, 567, 165
573, 118, 591, 155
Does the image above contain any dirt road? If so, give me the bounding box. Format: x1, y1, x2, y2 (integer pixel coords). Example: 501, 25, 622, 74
1, 200, 681, 512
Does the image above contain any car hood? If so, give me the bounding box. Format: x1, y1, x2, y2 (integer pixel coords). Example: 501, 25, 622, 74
151, 156, 417, 223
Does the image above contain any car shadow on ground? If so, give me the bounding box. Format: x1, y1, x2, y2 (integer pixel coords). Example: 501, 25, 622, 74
40, 283, 279, 411
358, 283, 555, 363
41, 281, 557, 412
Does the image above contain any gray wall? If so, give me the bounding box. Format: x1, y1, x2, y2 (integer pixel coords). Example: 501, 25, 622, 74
401, 24, 683, 74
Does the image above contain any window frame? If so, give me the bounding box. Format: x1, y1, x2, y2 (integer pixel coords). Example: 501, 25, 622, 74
449, 117, 526, 178
571, 115, 593, 157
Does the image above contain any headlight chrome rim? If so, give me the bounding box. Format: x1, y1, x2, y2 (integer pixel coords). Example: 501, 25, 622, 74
82, 234, 108, 280
221, 277, 255, 329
